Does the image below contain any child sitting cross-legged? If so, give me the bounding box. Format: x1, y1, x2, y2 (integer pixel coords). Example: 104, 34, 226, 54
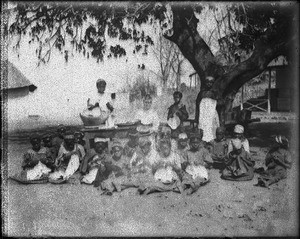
256, 135, 292, 188
96, 140, 130, 194
180, 129, 212, 195
207, 126, 228, 170
221, 138, 254, 181
137, 139, 183, 195
49, 131, 85, 183
80, 138, 110, 185
10, 134, 53, 183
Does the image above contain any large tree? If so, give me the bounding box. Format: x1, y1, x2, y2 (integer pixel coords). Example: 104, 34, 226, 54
6, 2, 299, 125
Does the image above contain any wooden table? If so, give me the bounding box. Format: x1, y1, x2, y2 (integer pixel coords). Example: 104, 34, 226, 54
82, 125, 137, 151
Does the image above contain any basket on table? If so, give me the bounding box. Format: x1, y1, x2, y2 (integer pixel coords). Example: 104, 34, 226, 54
79, 112, 109, 126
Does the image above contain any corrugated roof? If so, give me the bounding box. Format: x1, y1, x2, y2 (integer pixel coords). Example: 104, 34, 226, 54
3, 61, 35, 89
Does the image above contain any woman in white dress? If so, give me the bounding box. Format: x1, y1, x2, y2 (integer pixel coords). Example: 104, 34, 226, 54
134, 94, 159, 132
195, 76, 220, 142
81, 79, 115, 125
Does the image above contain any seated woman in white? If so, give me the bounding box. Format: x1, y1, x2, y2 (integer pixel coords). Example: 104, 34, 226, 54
134, 94, 159, 132
82, 79, 115, 120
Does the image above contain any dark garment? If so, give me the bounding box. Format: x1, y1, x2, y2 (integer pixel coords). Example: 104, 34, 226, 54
167, 103, 189, 123
93, 161, 124, 187
221, 148, 254, 181
79, 150, 108, 174
208, 139, 228, 169
52, 136, 64, 154
43, 146, 57, 171
257, 147, 292, 186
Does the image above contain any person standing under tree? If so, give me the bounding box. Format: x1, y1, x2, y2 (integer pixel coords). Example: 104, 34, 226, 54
195, 76, 220, 143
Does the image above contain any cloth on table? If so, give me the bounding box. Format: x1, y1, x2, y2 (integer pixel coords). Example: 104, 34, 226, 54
221, 148, 254, 181
198, 97, 220, 142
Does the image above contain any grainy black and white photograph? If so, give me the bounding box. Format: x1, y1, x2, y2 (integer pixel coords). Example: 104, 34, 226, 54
1, 1, 299, 237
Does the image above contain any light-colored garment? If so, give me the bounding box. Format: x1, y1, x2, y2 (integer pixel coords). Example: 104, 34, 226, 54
227, 138, 250, 154
49, 143, 85, 180
90, 92, 114, 112
153, 152, 182, 184
130, 147, 159, 169
154, 166, 179, 184
81, 168, 99, 184
26, 161, 52, 180
185, 164, 208, 180
49, 154, 80, 180
198, 98, 220, 142
134, 109, 160, 131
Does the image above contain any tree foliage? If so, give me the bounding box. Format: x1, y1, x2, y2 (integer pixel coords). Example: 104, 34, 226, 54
8, 2, 298, 123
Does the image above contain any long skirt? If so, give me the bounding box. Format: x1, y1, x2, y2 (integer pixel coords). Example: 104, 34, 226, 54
198, 98, 219, 142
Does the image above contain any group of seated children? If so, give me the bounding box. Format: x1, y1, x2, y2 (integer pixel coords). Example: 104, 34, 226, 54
11, 121, 292, 193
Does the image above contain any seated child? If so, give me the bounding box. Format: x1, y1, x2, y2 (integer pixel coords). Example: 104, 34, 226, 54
49, 131, 85, 182
74, 131, 86, 149
207, 127, 228, 170
81, 137, 110, 185
221, 138, 254, 181
123, 132, 139, 158
13, 134, 53, 182
156, 124, 173, 151
106, 135, 159, 194
174, 132, 189, 156
130, 134, 158, 172
181, 130, 212, 195
99, 140, 131, 194
41, 133, 57, 171
228, 124, 250, 154
256, 135, 292, 188
52, 125, 67, 154
167, 91, 189, 138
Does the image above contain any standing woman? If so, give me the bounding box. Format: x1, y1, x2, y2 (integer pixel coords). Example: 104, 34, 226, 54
195, 76, 220, 143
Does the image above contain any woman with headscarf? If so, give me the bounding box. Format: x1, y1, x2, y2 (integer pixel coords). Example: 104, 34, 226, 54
221, 137, 254, 181
195, 76, 220, 143
256, 135, 292, 188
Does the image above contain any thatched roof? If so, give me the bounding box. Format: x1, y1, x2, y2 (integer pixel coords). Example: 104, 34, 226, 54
3, 61, 36, 90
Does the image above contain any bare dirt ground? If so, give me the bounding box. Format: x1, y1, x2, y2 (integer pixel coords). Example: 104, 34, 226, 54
3, 122, 299, 237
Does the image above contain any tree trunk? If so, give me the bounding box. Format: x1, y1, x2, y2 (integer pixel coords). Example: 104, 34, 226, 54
164, 5, 296, 127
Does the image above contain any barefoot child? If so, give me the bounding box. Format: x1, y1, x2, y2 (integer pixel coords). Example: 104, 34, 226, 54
207, 127, 228, 170
180, 130, 212, 194
81, 138, 110, 184
49, 131, 85, 182
256, 135, 292, 188
11, 135, 53, 183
